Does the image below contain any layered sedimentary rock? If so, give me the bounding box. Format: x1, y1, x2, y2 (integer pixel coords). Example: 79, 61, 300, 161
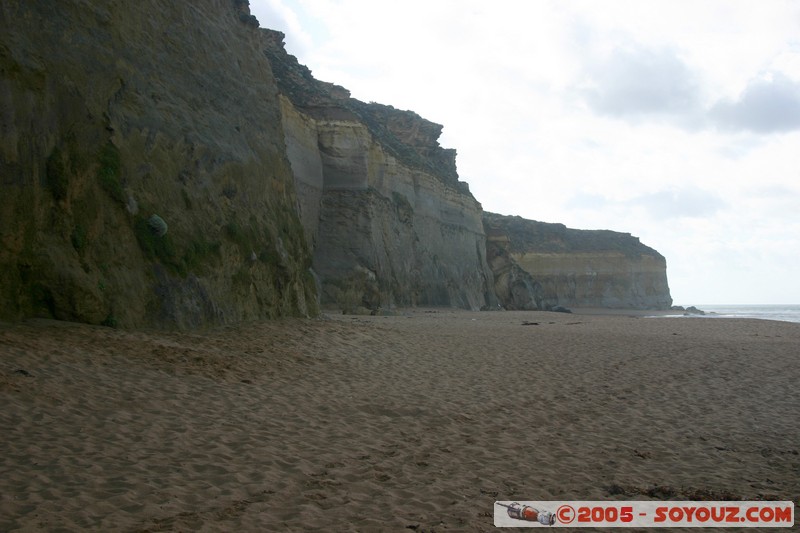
484, 226, 550, 311
484, 213, 672, 310
1, 1, 673, 327
0, 0, 316, 328
265, 31, 496, 312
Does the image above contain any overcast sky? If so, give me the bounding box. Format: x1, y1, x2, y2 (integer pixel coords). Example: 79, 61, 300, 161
250, 0, 800, 305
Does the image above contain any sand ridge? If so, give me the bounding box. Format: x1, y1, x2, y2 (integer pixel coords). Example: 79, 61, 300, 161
1, 310, 798, 531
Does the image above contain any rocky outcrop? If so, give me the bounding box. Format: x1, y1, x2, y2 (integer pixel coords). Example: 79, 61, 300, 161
264, 31, 496, 312
0, 0, 316, 328
484, 213, 672, 310
485, 227, 550, 311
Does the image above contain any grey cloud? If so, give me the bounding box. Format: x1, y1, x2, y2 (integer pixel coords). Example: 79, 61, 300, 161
709, 74, 800, 133
582, 45, 702, 119
578, 43, 800, 137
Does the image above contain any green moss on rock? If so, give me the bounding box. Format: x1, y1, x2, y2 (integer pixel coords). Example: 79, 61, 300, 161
71, 224, 87, 252
97, 142, 125, 205
134, 215, 180, 273
182, 238, 221, 273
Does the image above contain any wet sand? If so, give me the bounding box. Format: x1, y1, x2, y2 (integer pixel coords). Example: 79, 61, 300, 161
2, 310, 798, 531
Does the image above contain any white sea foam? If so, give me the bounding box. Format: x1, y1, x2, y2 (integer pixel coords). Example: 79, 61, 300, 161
661, 304, 800, 323
686, 304, 800, 324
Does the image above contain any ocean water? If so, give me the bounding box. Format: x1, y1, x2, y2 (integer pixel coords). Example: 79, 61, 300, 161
687, 304, 800, 324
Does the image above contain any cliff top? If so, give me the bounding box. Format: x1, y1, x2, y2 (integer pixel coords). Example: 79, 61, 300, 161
484, 212, 664, 259
262, 29, 466, 191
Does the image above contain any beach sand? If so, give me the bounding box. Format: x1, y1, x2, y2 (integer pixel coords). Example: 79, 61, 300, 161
1, 310, 798, 531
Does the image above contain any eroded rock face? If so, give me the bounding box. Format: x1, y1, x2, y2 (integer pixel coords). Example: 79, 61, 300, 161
484, 213, 672, 310
265, 31, 496, 312
0, 0, 317, 328
485, 229, 549, 311
1, 1, 674, 326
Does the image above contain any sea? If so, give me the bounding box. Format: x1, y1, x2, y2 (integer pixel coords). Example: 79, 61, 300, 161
679, 304, 800, 324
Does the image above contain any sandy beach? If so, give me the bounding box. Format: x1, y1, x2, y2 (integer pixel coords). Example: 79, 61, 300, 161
1, 310, 798, 531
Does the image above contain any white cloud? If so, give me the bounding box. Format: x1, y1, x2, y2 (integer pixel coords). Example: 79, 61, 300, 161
630, 188, 726, 220
568, 187, 726, 220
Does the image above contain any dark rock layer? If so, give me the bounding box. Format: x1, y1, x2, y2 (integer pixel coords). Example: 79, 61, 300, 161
0, 0, 316, 328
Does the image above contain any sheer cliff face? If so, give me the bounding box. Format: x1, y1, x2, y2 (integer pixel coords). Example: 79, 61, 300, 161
485, 213, 672, 310
0, 1, 316, 327
266, 32, 496, 312
1, 1, 672, 326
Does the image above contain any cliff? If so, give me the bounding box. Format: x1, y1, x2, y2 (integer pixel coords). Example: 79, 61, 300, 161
1, 1, 672, 327
264, 31, 496, 312
0, 0, 316, 328
484, 213, 672, 310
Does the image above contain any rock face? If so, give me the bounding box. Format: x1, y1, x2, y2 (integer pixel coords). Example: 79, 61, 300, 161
0, 0, 316, 328
484, 213, 672, 310
485, 226, 549, 311
1, 1, 673, 327
264, 31, 496, 312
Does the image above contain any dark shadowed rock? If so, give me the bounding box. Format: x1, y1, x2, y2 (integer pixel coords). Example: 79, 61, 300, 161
0, 0, 317, 328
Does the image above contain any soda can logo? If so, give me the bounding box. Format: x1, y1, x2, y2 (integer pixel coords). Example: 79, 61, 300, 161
494, 501, 795, 527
